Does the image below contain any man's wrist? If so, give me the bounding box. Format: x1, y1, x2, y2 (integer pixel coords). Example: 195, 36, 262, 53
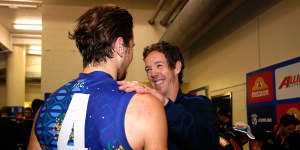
148, 88, 169, 105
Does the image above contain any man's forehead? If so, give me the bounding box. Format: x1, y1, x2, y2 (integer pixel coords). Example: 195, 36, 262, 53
145, 60, 164, 67
146, 51, 166, 59
145, 56, 167, 65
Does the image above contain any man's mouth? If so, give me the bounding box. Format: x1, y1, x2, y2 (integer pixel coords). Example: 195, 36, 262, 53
153, 79, 164, 86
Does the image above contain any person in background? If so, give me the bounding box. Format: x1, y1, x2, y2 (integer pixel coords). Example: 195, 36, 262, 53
218, 122, 255, 150
23, 107, 33, 120
20, 107, 34, 150
288, 124, 300, 150
0, 106, 18, 150
31, 99, 44, 117
217, 107, 232, 133
118, 41, 219, 150
28, 5, 167, 150
263, 114, 300, 150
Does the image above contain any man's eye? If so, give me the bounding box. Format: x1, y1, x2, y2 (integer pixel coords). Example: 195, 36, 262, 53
145, 68, 151, 72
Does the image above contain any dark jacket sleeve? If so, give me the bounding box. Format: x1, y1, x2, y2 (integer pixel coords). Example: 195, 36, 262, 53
165, 96, 219, 150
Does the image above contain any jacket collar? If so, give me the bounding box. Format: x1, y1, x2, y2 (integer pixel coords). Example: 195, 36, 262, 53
175, 88, 184, 104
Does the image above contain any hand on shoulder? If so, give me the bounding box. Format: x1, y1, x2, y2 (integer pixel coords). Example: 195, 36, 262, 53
117, 81, 169, 106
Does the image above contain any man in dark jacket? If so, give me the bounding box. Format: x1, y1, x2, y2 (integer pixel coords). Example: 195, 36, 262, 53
262, 114, 300, 150
118, 41, 219, 150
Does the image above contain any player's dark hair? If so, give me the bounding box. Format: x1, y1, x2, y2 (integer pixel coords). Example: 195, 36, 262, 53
69, 5, 133, 68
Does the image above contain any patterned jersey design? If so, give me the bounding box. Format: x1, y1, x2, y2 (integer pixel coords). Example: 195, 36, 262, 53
35, 71, 135, 150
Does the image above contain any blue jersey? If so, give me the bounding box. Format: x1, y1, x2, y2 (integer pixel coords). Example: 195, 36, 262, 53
35, 71, 135, 150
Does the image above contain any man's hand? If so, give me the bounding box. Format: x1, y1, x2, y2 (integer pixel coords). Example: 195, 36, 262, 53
117, 81, 150, 93
117, 81, 169, 105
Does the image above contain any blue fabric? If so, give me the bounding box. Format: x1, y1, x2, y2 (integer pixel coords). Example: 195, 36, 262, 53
35, 71, 134, 150
165, 89, 219, 150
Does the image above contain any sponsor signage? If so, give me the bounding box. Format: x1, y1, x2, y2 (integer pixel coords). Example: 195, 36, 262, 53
247, 57, 300, 150
275, 61, 300, 100
248, 105, 274, 128
276, 102, 300, 121
247, 70, 274, 103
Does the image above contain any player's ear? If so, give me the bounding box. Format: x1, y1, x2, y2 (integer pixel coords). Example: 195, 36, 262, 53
114, 37, 125, 57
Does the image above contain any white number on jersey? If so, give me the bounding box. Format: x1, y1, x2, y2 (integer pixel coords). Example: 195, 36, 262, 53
57, 93, 89, 150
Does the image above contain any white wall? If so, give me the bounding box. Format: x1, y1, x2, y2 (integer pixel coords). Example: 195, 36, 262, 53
184, 0, 300, 124
0, 23, 11, 49
6, 45, 26, 106
26, 55, 41, 73
41, 4, 165, 93
0, 82, 6, 107
0, 23, 10, 106
25, 83, 43, 101
259, 0, 300, 67
25, 54, 42, 101
41, 5, 83, 93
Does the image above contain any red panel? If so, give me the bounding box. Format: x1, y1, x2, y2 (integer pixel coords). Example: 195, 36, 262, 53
248, 70, 274, 103
276, 102, 300, 122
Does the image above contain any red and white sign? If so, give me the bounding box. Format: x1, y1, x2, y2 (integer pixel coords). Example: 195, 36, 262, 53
247, 70, 274, 103
275, 62, 300, 100
276, 102, 300, 121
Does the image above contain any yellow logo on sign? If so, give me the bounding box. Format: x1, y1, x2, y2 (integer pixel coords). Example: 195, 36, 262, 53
287, 107, 300, 120
252, 77, 269, 91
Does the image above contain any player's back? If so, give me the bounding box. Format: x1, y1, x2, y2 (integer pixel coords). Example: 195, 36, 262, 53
35, 71, 135, 150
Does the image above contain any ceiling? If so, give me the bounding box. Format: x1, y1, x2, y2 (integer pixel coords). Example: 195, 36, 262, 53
0, 0, 170, 82
0, 5, 41, 35
0, 0, 284, 82
0, 0, 283, 53
0, 0, 168, 38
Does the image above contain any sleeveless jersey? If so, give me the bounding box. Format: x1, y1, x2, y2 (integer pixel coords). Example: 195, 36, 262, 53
35, 71, 135, 150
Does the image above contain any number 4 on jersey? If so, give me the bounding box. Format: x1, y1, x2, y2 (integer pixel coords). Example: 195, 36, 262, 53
57, 93, 90, 150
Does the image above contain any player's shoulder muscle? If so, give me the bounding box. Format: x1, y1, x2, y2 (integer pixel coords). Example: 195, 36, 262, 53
125, 94, 167, 149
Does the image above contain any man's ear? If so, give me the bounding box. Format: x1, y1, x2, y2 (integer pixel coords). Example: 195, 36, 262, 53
114, 37, 125, 57
175, 61, 182, 74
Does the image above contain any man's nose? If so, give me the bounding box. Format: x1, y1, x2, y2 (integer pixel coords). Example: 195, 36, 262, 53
150, 68, 159, 77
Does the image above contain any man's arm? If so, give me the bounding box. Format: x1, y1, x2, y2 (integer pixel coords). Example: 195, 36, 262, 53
125, 94, 168, 150
28, 109, 42, 150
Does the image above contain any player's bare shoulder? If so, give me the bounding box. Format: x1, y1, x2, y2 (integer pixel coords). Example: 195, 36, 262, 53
133, 93, 164, 111
125, 93, 165, 132
124, 93, 167, 150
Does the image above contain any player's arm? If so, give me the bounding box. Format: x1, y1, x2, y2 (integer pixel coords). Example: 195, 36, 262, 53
125, 94, 168, 150
28, 109, 42, 150
142, 94, 168, 150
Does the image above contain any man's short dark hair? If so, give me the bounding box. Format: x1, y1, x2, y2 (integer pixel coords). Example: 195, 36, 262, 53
69, 5, 133, 68
143, 41, 184, 84
24, 107, 32, 112
280, 114, 300, 127
31, 99, 44, 116
218, 107, 231, 117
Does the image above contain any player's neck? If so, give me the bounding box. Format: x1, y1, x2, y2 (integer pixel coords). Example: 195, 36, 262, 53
83, 62, 118, 80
